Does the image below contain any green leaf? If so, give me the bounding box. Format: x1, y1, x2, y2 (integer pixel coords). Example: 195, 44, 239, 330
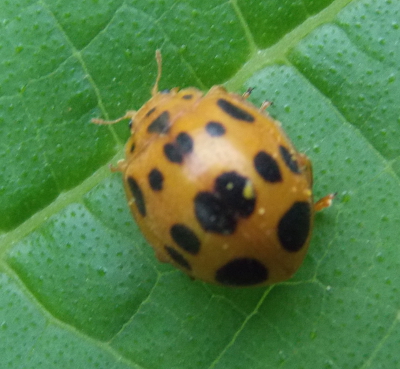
1, 0, 399, 368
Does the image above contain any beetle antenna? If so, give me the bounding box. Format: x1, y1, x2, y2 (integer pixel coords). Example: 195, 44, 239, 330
151, 49, 162, 96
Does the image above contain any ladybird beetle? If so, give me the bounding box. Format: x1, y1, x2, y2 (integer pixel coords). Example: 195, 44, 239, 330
93, 50, 334, 287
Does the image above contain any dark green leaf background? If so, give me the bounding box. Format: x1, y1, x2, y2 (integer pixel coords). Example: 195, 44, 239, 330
1, 0, 399, 368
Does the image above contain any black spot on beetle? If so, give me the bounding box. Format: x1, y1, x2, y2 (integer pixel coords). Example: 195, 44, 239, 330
130, 143, 135, 153
278, 202, 311, 252
148, 168, 164, 191
176, 132, 193, 155
164, 143, 183, 163
194, 192, 236, 234
280, 145, 300, 174
206, 121, 226, 136
254, 151, 282, 183
215, 172, 255, 217
163, 132, 194, 164
145, 107, 156, 117
127, 176, 146, 216
217, 98, 255, 122
165, 246, 192, 270
170, 224, 201, 255
182, 94, 193, 100
147, 111, 170, 134
215, 258, 268, 286
194, 171, 256, 235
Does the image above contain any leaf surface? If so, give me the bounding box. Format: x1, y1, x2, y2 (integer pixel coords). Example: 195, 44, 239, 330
1, 0, 399, 368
